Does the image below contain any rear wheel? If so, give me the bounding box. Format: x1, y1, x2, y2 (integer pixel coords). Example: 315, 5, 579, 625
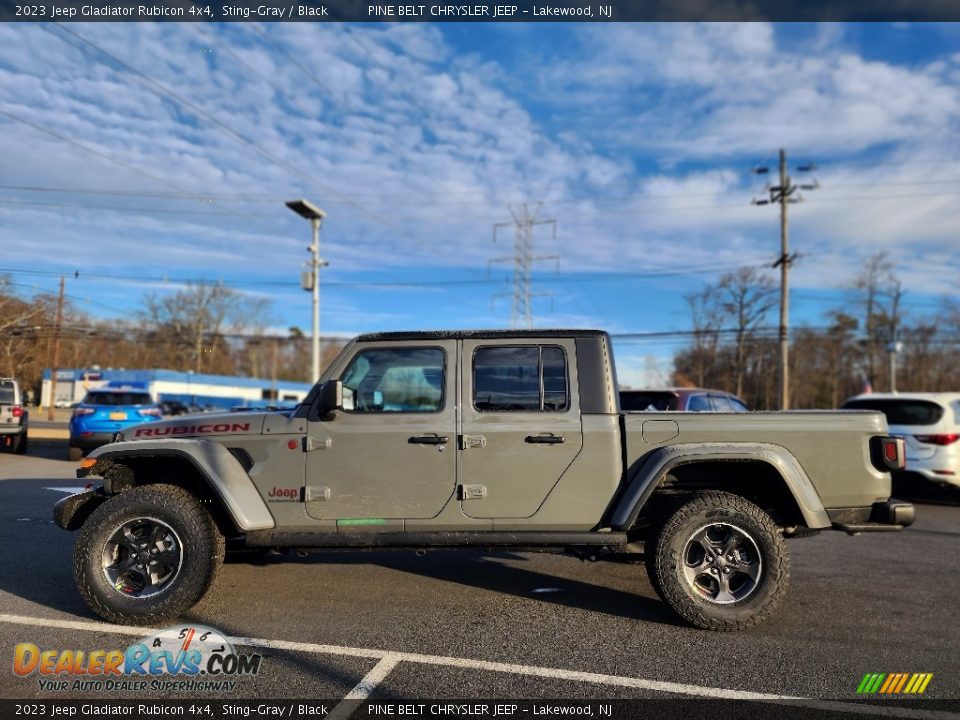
12, 431, 27, 454
73, 484, 224, 625
68, 446, 83, 461
646, 490, 790, 631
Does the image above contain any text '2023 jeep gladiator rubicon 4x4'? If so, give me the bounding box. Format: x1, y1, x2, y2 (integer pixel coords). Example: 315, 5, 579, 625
55, 330, 914, 631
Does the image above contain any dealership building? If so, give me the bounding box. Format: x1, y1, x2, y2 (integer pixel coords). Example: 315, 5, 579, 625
40, 368, 313, 409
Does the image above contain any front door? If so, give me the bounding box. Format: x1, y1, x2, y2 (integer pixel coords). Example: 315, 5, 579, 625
304, 341, 457, 521
459, 338, 583, 519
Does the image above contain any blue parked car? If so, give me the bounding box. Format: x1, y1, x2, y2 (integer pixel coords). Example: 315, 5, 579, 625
69, 387, 163, 460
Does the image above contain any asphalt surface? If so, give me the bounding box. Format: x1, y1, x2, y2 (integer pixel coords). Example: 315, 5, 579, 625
1, 442, 958, 709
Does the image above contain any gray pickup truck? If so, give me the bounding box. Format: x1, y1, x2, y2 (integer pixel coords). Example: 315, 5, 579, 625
55, 330, 913, 631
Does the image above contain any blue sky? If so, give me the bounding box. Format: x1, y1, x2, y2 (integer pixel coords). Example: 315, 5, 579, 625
1, 22, 959, 386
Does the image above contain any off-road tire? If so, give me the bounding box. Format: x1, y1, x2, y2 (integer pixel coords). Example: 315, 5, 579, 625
13, 431, 27, 454
647, 490, 790, 631
73, 484, 224, 625
68, 446, 83, 461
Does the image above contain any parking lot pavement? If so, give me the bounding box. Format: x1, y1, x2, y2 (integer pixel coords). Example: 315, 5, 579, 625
1, 446, 959, 706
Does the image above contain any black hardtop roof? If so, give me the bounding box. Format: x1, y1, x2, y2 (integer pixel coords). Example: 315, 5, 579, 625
355, 329, 608, 342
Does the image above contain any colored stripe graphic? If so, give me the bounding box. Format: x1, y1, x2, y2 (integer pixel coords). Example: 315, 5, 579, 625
857, 673, 932, 694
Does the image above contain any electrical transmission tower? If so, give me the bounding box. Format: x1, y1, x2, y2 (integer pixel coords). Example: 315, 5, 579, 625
752, 148, 819, 410
490, 203, 559, 328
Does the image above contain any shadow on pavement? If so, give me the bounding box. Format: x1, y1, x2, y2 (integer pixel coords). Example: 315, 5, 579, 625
227, 548, 683, 629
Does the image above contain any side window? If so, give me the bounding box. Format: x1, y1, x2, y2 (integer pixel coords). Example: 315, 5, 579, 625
340, 347, 445, 413
709, 395, 734, 412
473, 345, 569, 412
687, 394, 711, 412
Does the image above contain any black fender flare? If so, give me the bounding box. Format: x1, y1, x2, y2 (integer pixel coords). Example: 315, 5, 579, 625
609, 443, 831, 531
82, 439, 275, 531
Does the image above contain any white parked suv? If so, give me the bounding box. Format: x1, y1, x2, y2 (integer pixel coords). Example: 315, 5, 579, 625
842, 392, 960, 488
0, 377, 29, 454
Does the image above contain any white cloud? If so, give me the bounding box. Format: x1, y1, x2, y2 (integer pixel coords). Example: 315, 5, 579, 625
0, 22, 957, 338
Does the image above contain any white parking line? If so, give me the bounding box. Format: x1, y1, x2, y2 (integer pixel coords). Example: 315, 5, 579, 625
326, 654, 403, 720
0, 613, 956, 719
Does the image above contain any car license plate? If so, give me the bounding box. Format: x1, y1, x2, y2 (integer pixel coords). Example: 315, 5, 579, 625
109, 412, 127, 420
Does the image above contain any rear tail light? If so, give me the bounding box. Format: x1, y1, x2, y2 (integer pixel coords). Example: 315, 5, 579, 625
73, 407, 95, 417
914, 434, 960, 446
872, 436, 905, 472
138, 408, 162, 418
11, 406, 22, 418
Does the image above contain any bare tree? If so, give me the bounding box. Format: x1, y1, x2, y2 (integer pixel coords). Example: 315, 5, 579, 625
681, 285, 722, 387
716, 267, 777, 398
141, 283, 264, 373
850, 252, 903, 389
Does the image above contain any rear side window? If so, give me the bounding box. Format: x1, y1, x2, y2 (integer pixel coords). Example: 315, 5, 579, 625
709, 395, 734, 411
84, 392, 154, 406
473, 345, 569, 412
687, 394, 712, 411
843, 399, 944, 426
729, 397, 749, 412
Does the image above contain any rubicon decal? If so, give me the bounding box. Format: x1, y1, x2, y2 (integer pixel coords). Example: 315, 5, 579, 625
134, 422, 250, 438
12, 625, 262, 693
857, 673, 933, 695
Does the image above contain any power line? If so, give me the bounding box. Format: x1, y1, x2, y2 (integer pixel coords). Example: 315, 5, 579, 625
43, 23, 420, 244
0, 260, 770, 291
0, 198, 277, 218
0, 109, 198, 196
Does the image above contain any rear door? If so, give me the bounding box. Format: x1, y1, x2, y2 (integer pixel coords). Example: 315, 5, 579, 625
459, 338, 583, 519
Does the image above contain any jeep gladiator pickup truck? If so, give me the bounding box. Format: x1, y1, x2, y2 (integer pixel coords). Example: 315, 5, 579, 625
55, 330, 914, 630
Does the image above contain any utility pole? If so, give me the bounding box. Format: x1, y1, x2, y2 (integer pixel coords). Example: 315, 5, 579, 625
490, 203, 558, 328
752, 149, 818, 410
270, 336, 279, 401
46, 275, 65, 421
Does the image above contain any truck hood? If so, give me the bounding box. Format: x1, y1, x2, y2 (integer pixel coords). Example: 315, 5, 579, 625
123, 411, 268, 440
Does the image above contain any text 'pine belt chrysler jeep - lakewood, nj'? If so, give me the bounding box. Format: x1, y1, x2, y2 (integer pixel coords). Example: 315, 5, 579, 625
55, 330, 915, 631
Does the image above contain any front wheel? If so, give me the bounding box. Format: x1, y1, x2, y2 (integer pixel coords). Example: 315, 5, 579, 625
646, 490, 790, 631
73, 484, 224, 625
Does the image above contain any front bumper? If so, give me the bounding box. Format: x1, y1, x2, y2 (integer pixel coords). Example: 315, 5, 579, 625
828, 499, 915, 535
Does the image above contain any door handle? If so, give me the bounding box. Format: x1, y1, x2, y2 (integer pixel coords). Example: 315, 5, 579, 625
525, 434, 565, 444
409, 435, 449, 445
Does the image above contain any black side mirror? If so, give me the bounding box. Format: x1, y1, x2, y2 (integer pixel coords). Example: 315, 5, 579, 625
317, 380, 343, 416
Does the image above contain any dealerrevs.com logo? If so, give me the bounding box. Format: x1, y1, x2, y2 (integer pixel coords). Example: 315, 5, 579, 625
13, 625, 262, 693
857, 673, 934, 695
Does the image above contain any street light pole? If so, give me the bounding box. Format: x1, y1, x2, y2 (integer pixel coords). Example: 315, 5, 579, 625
310, 216, 321, 384
286, 199, 327, 383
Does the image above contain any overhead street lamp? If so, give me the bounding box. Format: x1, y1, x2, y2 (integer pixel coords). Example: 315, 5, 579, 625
286, 199, 327, 384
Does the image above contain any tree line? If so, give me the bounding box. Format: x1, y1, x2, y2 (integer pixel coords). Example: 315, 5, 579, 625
672, 253, 960, 409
